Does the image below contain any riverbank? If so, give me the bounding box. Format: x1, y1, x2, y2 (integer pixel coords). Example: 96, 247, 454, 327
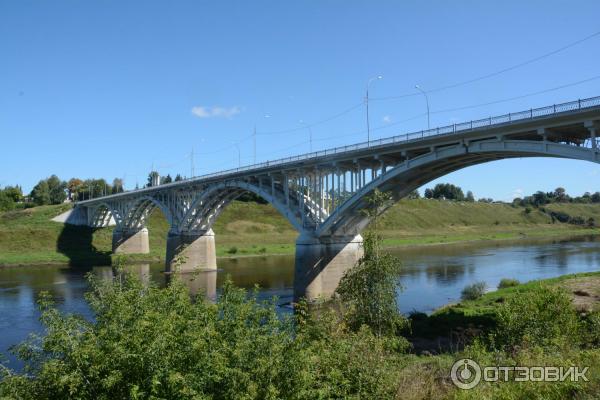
1, 200, 599, 266
409, 270, 600, 351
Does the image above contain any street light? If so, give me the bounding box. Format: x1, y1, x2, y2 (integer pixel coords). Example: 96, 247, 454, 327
299, 120, 313, 153
415, 85, 430, 130
366, 75, 382, 145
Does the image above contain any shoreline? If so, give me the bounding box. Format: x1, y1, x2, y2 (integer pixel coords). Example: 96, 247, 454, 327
1, 227, 598, 268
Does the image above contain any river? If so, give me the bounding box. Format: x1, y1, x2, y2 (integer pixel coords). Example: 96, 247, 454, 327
1, 234, 599, 367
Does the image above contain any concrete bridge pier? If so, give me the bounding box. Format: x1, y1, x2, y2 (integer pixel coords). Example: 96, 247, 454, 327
294, 233, 364, 301
112, 228, 150, 254
165, 229, 217, 273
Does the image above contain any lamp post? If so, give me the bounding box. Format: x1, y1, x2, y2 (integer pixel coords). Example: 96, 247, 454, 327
366, 75, 382, 145
415, 85, 430, 130
299, 120, 313, 152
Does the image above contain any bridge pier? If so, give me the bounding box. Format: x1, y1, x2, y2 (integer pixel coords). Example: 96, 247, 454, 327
294, 233, 364, 301
165, 229, 217, 273
112, 228, 150, 254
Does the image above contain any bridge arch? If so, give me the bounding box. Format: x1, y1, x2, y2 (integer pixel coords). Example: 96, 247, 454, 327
318, 140, 599, 237
178, 180, 306, 234
121, 195, 175, 231
88, 202, 121, 228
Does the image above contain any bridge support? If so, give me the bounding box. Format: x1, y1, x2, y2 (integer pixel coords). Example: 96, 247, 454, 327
165, 229, 217, 273
294, 233, 364, 301
112, 228, 150, 254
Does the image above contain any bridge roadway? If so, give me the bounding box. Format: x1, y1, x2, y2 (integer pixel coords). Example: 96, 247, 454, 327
65, 96, 600, 300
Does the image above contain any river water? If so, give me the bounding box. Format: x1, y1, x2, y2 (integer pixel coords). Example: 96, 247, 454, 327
1, 235, 599, 367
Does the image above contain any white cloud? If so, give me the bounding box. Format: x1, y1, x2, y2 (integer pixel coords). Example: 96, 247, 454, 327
191, 106, 241, 119
382, 115, 392, 124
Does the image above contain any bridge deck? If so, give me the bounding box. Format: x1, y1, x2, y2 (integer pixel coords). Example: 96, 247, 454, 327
78, 96, 600, 205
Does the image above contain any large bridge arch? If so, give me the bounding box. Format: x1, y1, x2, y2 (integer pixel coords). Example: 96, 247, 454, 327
177, 180, 311, 234
318, 140, 600, 237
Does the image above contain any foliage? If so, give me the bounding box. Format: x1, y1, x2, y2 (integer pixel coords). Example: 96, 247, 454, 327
31, 180, 51, 206
430, 183, 465, 201
0, 273, 415, 399
492, 285, 581, 351
461, 281, 487, 300
0, 186, 22, 211
465, 190, 475, 202
497, 278, 520, 289
161, 174, 173, 184
336, 189, 409, 336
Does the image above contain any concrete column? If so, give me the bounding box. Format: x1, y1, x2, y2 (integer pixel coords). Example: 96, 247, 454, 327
294, 233, 364, 301
165, 229, 217, 273
112, 228, 150, 254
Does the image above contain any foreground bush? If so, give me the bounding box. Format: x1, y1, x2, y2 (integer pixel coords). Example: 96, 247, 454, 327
0, 273, 417, 400
497, 278, 520, 289
492, 285, 581, 351
461, 282, 487, 301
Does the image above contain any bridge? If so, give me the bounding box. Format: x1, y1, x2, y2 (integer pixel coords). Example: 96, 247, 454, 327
64, 96, 600, 300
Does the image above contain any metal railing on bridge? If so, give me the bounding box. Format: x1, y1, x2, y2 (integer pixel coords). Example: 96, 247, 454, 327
80, 95, 600, 201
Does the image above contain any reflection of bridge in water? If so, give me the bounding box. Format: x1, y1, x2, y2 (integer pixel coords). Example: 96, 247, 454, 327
60, 97, 600, 300
95, 264, 218, 300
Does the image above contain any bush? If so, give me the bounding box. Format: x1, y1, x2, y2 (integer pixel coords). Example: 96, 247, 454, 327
498, 278, 520, 289
227, 246, 238, 254
461, 281, 487, 300
493, 285, 581, 350
0, 273, 413, 399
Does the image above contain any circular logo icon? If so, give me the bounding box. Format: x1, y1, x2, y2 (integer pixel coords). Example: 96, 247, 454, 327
451, 358, 482, 389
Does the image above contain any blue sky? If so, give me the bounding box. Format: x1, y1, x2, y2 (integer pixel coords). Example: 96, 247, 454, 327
1, 0, 600, 200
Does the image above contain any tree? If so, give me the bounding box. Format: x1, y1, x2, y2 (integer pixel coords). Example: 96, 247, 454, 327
553, 187, 568, 203
466, 190, 475, 202
161, 174, 172, 184
67, 178, 83, 201
336, 189, 409, 336
45, 175, 67, 204
31, 180, 51, 205
592, 192, 600, 203
533, 191, 549, 207
0, 191, 15, 211
112, 178, 124, 194
431, 183, 465, 201
407, 190, 420, 199
2, 186, 22, 203
424, 188, 433, 199
174, 174, 183, 182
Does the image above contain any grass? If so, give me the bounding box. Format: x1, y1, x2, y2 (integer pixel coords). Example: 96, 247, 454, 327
410, 271, 600, 341
0, 199, 599, 266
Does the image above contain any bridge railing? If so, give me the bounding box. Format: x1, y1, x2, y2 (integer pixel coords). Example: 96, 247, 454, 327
78, 95, 600, 202
195, 95, 600, 179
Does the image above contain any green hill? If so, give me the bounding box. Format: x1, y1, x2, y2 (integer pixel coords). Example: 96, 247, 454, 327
0, 199, 599, 266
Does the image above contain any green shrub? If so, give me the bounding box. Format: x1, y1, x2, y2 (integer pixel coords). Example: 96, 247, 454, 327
493, 285, 581, 350
258, 247, 267, 254
461, 281, 487, 300
227, 246, 238, 254
498, 278, 520, 289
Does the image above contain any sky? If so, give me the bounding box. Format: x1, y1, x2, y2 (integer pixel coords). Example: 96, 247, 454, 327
1, 0, 600, 201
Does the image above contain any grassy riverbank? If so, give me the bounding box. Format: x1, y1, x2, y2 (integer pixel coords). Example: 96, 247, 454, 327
1, 200, 599, 266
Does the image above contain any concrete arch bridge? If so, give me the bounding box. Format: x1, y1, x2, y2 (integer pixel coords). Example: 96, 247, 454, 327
66, 97, 600, 300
